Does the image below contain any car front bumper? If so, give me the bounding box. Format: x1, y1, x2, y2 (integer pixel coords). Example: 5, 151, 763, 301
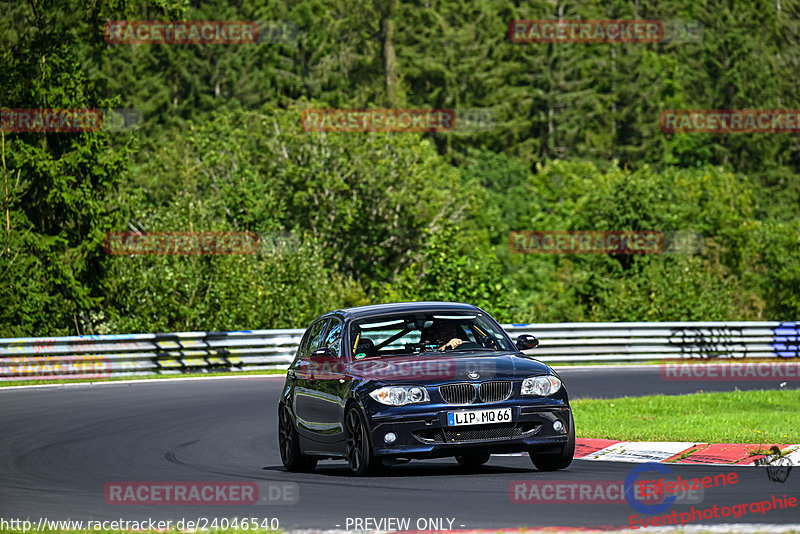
365, 402, 572, 458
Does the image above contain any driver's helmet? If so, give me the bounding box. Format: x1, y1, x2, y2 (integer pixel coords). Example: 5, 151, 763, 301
422, 320, 461, 345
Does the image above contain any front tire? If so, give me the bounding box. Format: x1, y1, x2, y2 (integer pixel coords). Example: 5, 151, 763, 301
278, 405, 317, 472
529, 411, 575, 471
345, 405, 377, 476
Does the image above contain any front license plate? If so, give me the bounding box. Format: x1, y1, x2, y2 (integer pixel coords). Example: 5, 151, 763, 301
447, 407, 512, 426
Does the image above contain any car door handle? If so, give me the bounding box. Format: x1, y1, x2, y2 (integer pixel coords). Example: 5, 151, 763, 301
308, 377, 317, 385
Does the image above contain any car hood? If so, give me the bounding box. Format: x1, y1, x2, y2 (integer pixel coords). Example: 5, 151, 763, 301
347, 351, 552, 384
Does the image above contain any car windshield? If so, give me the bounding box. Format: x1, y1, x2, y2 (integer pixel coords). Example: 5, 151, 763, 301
349, 311, 516, 358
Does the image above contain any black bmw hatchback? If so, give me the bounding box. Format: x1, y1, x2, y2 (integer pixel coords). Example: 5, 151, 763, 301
277, 301, 574, 476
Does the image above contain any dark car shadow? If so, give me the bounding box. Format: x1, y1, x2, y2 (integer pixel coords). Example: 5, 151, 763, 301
263, 460, 536, 478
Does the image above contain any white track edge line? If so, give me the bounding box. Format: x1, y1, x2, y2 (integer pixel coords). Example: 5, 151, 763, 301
0, 373, 286, 391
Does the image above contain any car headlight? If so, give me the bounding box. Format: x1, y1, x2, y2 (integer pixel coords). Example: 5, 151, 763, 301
369, 386, 430, 406
521, 375, 562, 396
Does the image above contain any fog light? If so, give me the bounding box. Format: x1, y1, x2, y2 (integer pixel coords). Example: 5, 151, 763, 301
384, 432, 397, 444
553, 421, 565, 433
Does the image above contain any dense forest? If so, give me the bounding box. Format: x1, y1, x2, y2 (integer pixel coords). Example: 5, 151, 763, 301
1, 0, 799, 336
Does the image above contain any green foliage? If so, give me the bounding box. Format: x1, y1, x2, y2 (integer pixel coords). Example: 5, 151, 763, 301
98, 105, 466, 332
1, 0, 799, 335
104, 234, 358, 333
381, 223, 515, 321
0, 0, 138, 335
498, 160, 791, 322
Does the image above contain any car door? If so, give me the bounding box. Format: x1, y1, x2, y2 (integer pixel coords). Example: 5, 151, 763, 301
293, 317, 329, 441
305, 317, 350, 447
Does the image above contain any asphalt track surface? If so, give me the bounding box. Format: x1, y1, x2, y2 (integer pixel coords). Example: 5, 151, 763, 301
1, 367, 798, 530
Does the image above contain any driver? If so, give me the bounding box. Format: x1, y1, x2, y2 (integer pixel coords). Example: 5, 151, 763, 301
423, 321, 464, 351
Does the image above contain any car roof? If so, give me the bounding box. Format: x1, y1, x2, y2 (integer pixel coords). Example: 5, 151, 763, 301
333, 301, 482, 320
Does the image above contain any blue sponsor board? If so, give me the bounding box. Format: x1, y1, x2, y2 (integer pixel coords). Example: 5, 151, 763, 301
773, 323, 799, 358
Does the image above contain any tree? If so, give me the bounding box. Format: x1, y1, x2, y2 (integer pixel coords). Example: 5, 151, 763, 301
0, 0, 184, 335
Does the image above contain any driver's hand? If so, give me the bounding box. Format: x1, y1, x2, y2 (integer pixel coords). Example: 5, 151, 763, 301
439, 338, 463, 351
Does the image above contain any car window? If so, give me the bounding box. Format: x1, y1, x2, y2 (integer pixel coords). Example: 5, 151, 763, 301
294, 329, 312, 363
349, 311, 516, 357
301, 318, 329, 359
461, 324, 481, 343
321, 318, 343, 357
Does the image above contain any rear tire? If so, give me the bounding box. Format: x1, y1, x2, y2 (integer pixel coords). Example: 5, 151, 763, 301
345, 405, 378, 476
455, 453, 490, 469
278, 404, 317, 472
529, 412, 575, 471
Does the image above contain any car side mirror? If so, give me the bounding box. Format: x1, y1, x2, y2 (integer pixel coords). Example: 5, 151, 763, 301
310, 347, 337, 360
516, 334, 539, 351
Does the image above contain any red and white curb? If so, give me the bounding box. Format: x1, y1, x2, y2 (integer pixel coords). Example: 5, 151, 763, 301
575, 438, 800, 466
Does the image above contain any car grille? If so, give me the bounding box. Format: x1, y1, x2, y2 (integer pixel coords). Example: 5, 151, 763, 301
439, 383, 476, 404
413, 423, 541, 444
479, 381, 512, 403
444, 424, 515, 442
439, 381, 513, 404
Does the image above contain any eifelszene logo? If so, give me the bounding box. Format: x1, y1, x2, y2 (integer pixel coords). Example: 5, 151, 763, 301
753, 446, 793, 483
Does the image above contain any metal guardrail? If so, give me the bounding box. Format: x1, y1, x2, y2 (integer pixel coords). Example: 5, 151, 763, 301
0, 330, 305, 381
1, 322, 797, 381
505, 322, 799, 362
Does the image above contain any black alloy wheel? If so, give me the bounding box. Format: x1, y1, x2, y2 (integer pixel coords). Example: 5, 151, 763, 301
345, 405, 377, 476
278, 404, 317, 472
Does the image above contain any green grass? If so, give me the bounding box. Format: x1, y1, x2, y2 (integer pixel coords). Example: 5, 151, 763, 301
572, 389, 800, 444
0, 369, 286, 387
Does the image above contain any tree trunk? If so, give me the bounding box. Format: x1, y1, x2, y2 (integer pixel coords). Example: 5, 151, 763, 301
376, 0, 397, 107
